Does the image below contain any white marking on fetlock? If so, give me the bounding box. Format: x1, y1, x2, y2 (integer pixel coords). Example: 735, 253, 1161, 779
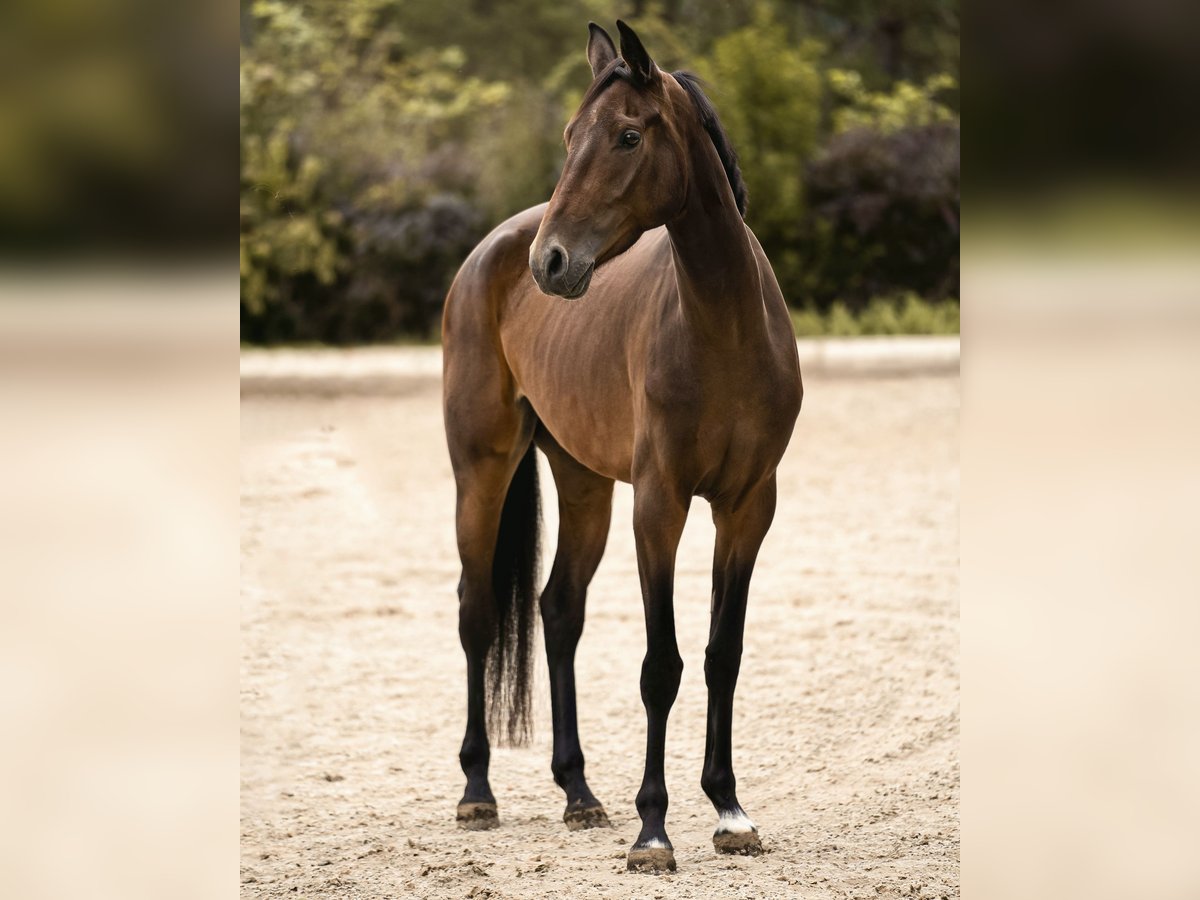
716, 811, 757, 834
639, 838, 668, 849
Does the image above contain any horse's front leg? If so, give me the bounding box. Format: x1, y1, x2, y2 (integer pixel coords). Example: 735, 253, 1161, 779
703, 475, 777, 856
627, 480, 689, 873
539, 435, 615, 830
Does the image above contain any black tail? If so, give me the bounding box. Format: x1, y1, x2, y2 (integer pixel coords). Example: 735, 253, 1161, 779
487, 444, 542, 746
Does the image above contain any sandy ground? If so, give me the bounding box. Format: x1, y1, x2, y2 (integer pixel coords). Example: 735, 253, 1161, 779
240, 366, 959, 899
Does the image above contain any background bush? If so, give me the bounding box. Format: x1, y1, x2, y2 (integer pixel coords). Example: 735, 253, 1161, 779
240, 0, 959, 343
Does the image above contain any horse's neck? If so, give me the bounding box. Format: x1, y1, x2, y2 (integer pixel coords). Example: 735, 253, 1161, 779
666, 138, 765, 342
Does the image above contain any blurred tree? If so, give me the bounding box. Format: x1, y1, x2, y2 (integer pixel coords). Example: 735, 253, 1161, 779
800, 67, 959, 309
796, 70, 958, 308
701, 4, 824, 302
799, 0, 959, 85
803, 121, 959, 307
828, 68, 956, 133
241, 0, 511, 340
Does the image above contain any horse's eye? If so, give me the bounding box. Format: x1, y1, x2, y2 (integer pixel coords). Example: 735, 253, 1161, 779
621, 130, 642, 148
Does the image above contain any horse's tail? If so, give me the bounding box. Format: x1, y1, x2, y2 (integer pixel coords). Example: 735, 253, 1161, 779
487, 443, 541, 747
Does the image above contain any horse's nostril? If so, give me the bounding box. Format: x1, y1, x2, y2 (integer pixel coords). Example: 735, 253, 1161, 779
546, 247, 565, 278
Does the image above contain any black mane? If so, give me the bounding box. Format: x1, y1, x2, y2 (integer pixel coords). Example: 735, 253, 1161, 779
671, 70, 748, 219
578, 63, 749, 219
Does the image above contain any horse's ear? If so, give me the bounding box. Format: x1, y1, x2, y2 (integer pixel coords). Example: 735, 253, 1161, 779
616, 19, 659, 87
586, 22, 617, 79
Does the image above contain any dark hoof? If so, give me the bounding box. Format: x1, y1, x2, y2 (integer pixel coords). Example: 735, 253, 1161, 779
626, 844, 676, 873
456, 801, 498, 831
713, 828, 762, 855
564, 802, 611, 831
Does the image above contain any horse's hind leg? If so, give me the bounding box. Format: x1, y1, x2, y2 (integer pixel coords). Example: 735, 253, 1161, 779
447, 395, 536, 830
453, 451, 518, 829
702, 476, 777, 856
536, 429, 614, 830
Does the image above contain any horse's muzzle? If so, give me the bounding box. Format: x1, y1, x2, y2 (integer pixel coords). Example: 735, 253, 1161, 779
530, 240, 595, 300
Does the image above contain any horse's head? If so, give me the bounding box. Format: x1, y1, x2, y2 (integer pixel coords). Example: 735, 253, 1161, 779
529, 21, 693, 299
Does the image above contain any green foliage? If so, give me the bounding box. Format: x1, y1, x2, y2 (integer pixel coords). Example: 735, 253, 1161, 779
829, 70, 957, 135
791, 295, 960, 337
794, 0, 960, 85
240, 0, 524, 339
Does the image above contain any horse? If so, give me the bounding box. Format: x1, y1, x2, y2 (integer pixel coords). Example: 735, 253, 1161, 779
441, 20, 803, 873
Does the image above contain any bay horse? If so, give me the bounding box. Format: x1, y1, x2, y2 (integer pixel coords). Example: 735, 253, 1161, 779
442, 20, 802, 873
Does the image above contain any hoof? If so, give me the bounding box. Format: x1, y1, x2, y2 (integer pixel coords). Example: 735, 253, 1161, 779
713, 829, 762, 856
564, 802, 611, 831
456, 801, 498, 831
626, 844, 676, 873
